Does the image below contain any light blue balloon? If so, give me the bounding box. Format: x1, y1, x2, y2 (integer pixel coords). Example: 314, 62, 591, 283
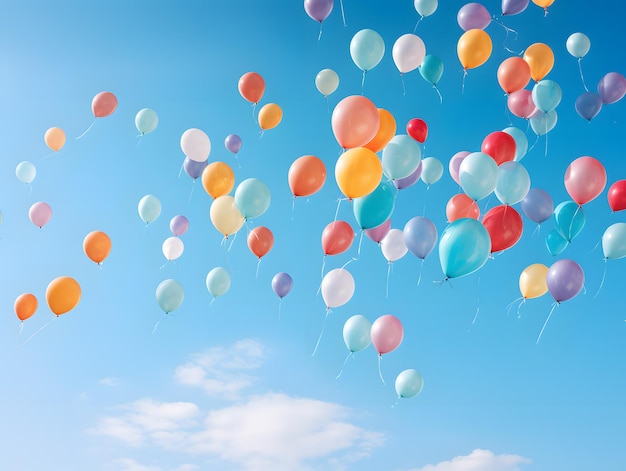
414, 0, 438, 17
403, 216, 438, 259
602, 222, 626, 260
553, 201, 586, 242
420, 157, 443, 187
353, 181, 396, 230
419, 54, 444, 85
495, 161, 530, 205
138, 194, 162, 224
382, 135, 422, 181
439, 218, 491, 279
530, 110, 558, 136
546, 229, 568, 256
459, 152, 498, 201
566, 32, 591, 59
16, 161, 36, 184
156, 279, 184, 313
135, 108, 159, 135
343, 314, 372, 353
350, 29, 385, 72
206, 267, 231, 297
395, 368, 424, 399
234, 178, 271, 219
502, 126, 528, 161
532, 80, 562, 113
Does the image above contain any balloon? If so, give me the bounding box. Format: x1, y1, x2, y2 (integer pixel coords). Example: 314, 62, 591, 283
521, 188, 553, 224
403, 216, 438, 259
519, 263, 549, 299
602, 223, 626, 260
365, 218, 392, 244
481, 131, 516, 166
350, 29, 385, 73
238, 72, 265, 104
545, 229, 568, 256
247, 226, 274, 259
406, 118, 428, 143
162, 236, 184, 261
83, 231, 112, 264
392, 34, 426, 74
46, 276, 81, 316
457, 3, 491, 31
523, 43, 554, 82
180, 128, 211, 162
575, 92, 602, 122
457, 29, 492, 70
502, 0, 529, 15
224, 134, 242, 154
331, 95, 380, 149
495, 161, 530, 206
381, 228, 408, 263
395, 369, 424, 399
566, 33, 591, 59
92, 91, 118, 118
234, 178, 271, 219
419, 54, 444, 87
446, 193, 480, 222
353, 181, 396, 230
459, 151, 498, 201
482, 205, 523, 253
29, 202, 52, 228
155, 279, 184, 313
183, 157, 208, 181
497, 57, 531, 94
364, 108, 396, 153
44, 127, 66, 152
597, 72, 626, 104
553, 201, 586, 242
135, 108, 158, 135
507, 89, 537, 119
414, 0, 438, 17
206, 267, 231, 298
170, 215, 189, 237
258, 103, 283, 130
138, 195, 161, 225
335, 147, 383, 199
370, 314, 403, 355
530, 110, 558, 136
202, 161, 235, 199
393, 162, 422, 190
420, 157, 443, 187
15, 293, 38, 322
272, 272, 293, 299
210, 195, 245, 238
321, 220, 354, 256
449, 151, 470, 185
608, 180, 626, 212
502, 127, 528, 161
321, 268, 355, 309
546, 259, 584, 303
304, 0, 333, 22
532, 80, 562, 113
382, 135, 422, 181
564, 156, 607, 206
16, 161, 36, 184
288, 155, 327, 197
532, 0, 555, 11
343, 315, 372, 353
439, 218, 491, 279
315, 68, 340, 97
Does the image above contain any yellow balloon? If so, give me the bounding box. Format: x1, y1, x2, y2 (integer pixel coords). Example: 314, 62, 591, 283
335, 147, 383, 199
523, 43, 554, 82
532, 0, 555, 8
363, 108, 397, 153
519, 263, 549, 299
45, 276, 81, 316
44, 127, 66, 152
210, 195, 245, 238
457, 29, 492, 70
202, 162, 235, 199
258, 103, 283, 130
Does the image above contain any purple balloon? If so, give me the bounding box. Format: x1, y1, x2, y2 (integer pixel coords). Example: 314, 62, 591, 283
457, 3, 491, 31
272, 272, 293, 299
183, 157, 208, 180
403, 216, 438, 260
575, 92, 603, 122
224, 134, 242, 154
170, 215, 189, 237
393, 161, 423, 190
597, 72, 626, 105
449, 151, 470, 186
364, 218, 391, 244
546, 259, 584, 303
521, 188, 554, 224
502, 0, 529, 15
304, 0, 334, 22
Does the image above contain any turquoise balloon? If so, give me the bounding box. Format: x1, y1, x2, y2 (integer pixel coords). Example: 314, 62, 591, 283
395, 369, 424, 399
135, 108, 159, 135
602, 222, 626, 260
382, 134, 422, 180
502, 126, 528, 162
553, 200, 585, 242
138, 194, 162, 224
206, 267, 231, 297
546, 229, 569, 256
419, 54, 444, 85
156, 279, 184, 313
530, 110, 558, 136
350, 29, 385, 72
343, 314, 372, 353
420, 157, 444, 187
495, 161, 530, 205
532, 80, 562, 113
353, 181, 396, 230
234, 178, 271, 219
458, 152, 498, 201
439, 218, 491, 279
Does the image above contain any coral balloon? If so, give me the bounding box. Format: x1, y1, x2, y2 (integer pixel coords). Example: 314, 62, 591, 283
15, 293, 38, 322
335, 147, 383, 199
331, 95, 380, 149
446, 193, 480, 222
519, 263, 549, 299
288, 155, 327, 197
457, 29, 492, 70
608, 180, 626, 212
247, 226, 274, 259
83, 231, 112, 264
370, 314, 404, 355
46, 276, 81, 316
258, 103, 283, 130
564, 156, 607, 206
364, 109, 396, 153
202, 162, 235, 199
497, 57, 531, 94
238, 72, 265, 104
482, 205, 523, 253
44, 127, 66, 152
321, 220, 354, 256
92, 91, 118, 118
523, 43, 554, 82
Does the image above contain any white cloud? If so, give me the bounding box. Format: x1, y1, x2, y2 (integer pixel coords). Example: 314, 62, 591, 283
99, 377, 121, 387
410, 449, 532, 471
111, 458, 197, 471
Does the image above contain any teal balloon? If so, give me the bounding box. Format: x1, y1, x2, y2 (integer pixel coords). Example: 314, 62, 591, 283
382, 134, 422, 180
602, 222, 626, 260
15, 161, 36, 184
439, 218, 491, 279
206, 267, 231, 297
138, 194, 162, 224
350, 29, 385, 72
234, 178, 271, 219
395, 369, 424, 399
553, 200, 585, 242
459, 152, 498, 201
353, 181, 396, 230
494, 161, 530, 205
419, 54, 444, 85
530, 110, 558, 136
546, 229, 568, 256
135, 108, 159, 135
156, 279, 184, 313
343, 314, 372, 353
532, 80, 562, 113
502, 126, 528, 162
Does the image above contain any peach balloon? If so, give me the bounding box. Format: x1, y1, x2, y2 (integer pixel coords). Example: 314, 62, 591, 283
331, 95, 379, 149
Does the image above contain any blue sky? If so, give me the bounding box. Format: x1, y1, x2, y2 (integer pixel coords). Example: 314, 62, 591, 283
1, 1, 625, 470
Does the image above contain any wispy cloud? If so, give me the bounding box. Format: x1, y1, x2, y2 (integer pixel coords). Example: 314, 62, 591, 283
409, 449, 532, 471
99, 377, 121, 387
112, 458, 197, 471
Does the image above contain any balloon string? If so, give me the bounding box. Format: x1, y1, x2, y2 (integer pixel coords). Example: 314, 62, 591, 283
312, 308, 331, 356
386, 262, 392, 298
234, 153, 241, 169
531, 223, 541, 238
325, 96, 330, 115
258, 130, 265, 139
527, 133, 539, 155
251, 103, 257, 123
41, 151, 56, 160
578, 59, 589, 92
75, 118, 95, 140
256, 258, 261, 279
18, 322, 24, 335
588, 237, 601, 254
506, 296, 524, 317
544, 120, 549, 157
400, 74, 406, 96
321, 255, 327, 279
361, 70, 367, 94
336, 352, 353, 379
433, 85, 443, 104
339, 0, 346, 26
593, 260, 608, 298
377, 354, 385, 385
413, 16, 423, 33
491, 16, 519, 54
536, 301, 558, 343
461, 69, 467, 95
188, 180, 196, 206
417, 259, 424, 286
317, 21, 323, 42
357, 230, 364, 256
210, 297, 216, 306
516, 298, 525, 318
21, 316, 57, 346
136, 134, 143, 148
178, 161, 184, 178
228, 229, 238, 251
471, 277, 481, 325
568, 205, 581, 242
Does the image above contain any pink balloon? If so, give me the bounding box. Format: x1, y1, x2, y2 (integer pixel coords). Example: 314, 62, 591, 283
91, 91, 118, 118
29, 202, 52, 228
331, 95, 380, 149
507, 89, 537, 119
564, 156, 607, 206
365, 218, 391, 244
370, 314, 404, 355
449, 151, 470, 185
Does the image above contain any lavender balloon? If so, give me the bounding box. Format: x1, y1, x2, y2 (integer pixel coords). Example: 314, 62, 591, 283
457, 3, 491, 31
597, 72, 626, 104
170, 215, 189, 237
364, 218, 391, 244
575, 92, 603, 122
304, 0, 334, 22
224, 134, 242, 154
403, 216, 438, 259
393, 161, 422, 190
546, 259, 584, 303
502, 0, 529, 15
183, 157, 208, 180
272, 272, 293, 299
521, 188, 553, 224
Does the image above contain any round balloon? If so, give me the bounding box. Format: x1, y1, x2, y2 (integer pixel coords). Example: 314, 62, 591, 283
272, 272, 293, 299
206, 267, 231, 298
602, 223, 626, 260
46, 276, 81, 316
138, 195, 161, 225
608, 180, 626, 212
519, 263, 549, 299
343, 315, 372, 353
439, 218, 491, 279
381, 228, 408, 263
459, 152, 498, 201
315, 68, 340, 97
15, 293, 38, 322
350, 29, 385, 72
353, 181, 396, 230
564, 156, 607, 206
44, 127, 66, 152
321, 220, 354, 256
523, 43, 554, 82
370, 314, 403, 355
335, 147, 383, 199
566, 32, 591, 59
331, 96, 380, 149
597, 72, 626, 104
382, 135, 422, 181
170, 215, 189, 237
457, 3, 491, 31
546, 260, 584, 303
238, 72, 265, 104
162, 236, 184, 261
16, 161, 36, 184
406, 118, 428, 143
258, 103, 283, 130
494, 161, 530, 206
457, 28, 492, 70
288, 155, 327, 197
392, 33, 426, 74
135, 108, 158, 135
234, 178, 271, 219
29, 202, 52, 228
482, 205, 523, 253
247, 226, 274, 259
210, 195, 245, 237
83, 231, 112, 264
321, 268, 355, 309
224, 134, 242, 154
395, 369, 424, 398
202, 162, 235, 199
304, 0, 333, 22
521, 188, 553, 224
403, 215, 438, 260
92, 91, 118, 118
446, 193, 480, 222
156, 279, 184, 313
364, 108, 396, 153
180, 128, 211, 162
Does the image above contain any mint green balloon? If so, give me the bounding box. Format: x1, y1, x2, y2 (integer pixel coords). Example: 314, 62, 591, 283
206, 267, 231, 297
350, 29, 385, 72
135, 108, 159, 135
234, 178, 271, 219
343, 315, 372, 353
395, 369, 424, 398
156, 279, 184, 313
16, 161, 36, 184
138, 194, 162, 224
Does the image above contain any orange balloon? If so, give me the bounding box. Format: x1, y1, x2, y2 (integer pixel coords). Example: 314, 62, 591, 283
83, 231, 112, 264
44, 127, 66, 152
14, 293, 38, 322
92, 91, 118, 118
457, 29, 492, 70
258, 103, 283, 130
532, 0, 555, 9
247, 226, 274, 259
238, 72, 265, 104
363, 108, 397, 153
523, 43, 554, 82
446, 194, 480, 222
202, 162, 235, 199
335, 147, 383, 199
288, 155, 327, 197
497, 57, 531, 94
331, 95, 379, 149
45, 276, 81, 316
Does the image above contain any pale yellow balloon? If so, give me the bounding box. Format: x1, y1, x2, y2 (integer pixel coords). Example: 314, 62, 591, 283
519, 263, 549, 299
44, 127, 66, 152
210, 195, 245, 238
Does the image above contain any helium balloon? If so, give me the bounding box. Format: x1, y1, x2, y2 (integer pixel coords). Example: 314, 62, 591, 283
370, 314, 403, 355
392, 33, 426, 74
446, 193, 480, 222
502, 0, 529, 15
532, 80, 562, 113
15, 293, 38, 322
206, 267, 231, 298
180, 128, 211, 162
202, 161, 235, 199
457, 29, 492, 70
258, 103, 283, 130
602, 223, 626, 260
575, 92, 602, 122
439, 218, 491, 279
321, 220, 354, 256
238, 72, 265, 104
494, 161, 530, 206
365, 218, 392, 244
449, 151, 470, 185
350, 29, 385, 73
29, 202, 52, 228
162, 236, 184, 261
481, 131, 516, 166
138, 195, 161, 225
546, 259, 584, 303
608, 180, 626, 212
331, 95, 379, 149
419, 54, 444, 87
457, 3, 491, 31
288, 155, 327, 197
545, 229, 568, 256
353, 181, 396, 230
420, 157, 443, 187
393, 162, 422, 190
382, 135, 422, 181
210, 195, 245, 238
459, 151, 498, 201
381, 228, 408, 263
247, 226, 274, 259
304, 0, 333, 22
234, 178, 271, 219
395, 369, 424, 399
155, 279, 184, 313
497, 56, 531, 94
335, 147, 383, 199
83, 231, 112, 264
315, 68, 340, 97
92, 91, 118, 118
597, 72, 626, 104
343, 315, 372, 353
44, 127, 66, 152
482, 205, 523, 253
403, 216, 438, 259
46, 276, 81, 316
16, 161, 36, 184
553, 201, 586, 242
566, 33, 591, 59
406, 118, 428, 143
523, 43, 554, 82
508, 89, 537, 119
321, 268, 355, 309
170, 215, 189, 237
183, 157, 208, 181
564, 156, 607, 206
532, 0, 555, 12
272, 272, 293, 299
530, 110, 558, 136
519, 263, 549, 299
414, 0, 438, 18
135, 108, 158, 135
224, 134, 242, 154
364, 108, 396, 153
502, 127, 528, 161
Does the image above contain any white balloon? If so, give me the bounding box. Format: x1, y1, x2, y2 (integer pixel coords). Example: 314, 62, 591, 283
180, 128, 211, 162
392, 33, 426, 74
321, 268, 355, 309
16, 161, 36, 184
162, 236, 184, 261
315, 69, 339, 97
381, 228, 408, 262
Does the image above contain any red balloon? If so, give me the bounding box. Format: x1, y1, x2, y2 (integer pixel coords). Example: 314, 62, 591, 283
406, 118, 428, 143
481, 131, 516, 166
608, 180, 626, 212
247, 226, 274, 259
446, 193, 480, 222
482, 205, 523, 253
321, 220, 354, 256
